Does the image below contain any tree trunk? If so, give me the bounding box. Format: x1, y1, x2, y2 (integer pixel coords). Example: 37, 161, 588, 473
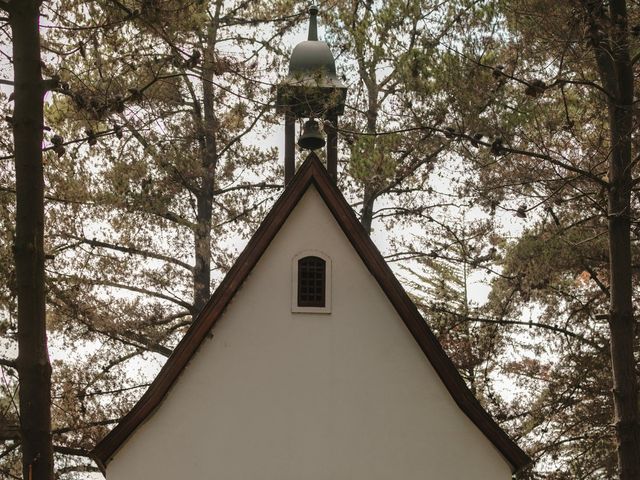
360, 186, 375, 234
606, 59, 640, 480
10, 1, 53, 479
601, 1, 640, 478
193, 6, 222, 315
360, 93, 379, 234
608, 191, 639, 480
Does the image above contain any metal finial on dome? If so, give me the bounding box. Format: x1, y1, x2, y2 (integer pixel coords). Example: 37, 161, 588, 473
308, 6, 319, 41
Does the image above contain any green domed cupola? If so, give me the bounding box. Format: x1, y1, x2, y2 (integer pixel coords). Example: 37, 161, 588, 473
277, 6, 347, 117
288, 6, 339, 79
276, 5, 348, 184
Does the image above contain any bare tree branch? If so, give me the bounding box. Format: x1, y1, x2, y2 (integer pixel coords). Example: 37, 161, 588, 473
64, 235, 194, 273
53, 445, 91, 458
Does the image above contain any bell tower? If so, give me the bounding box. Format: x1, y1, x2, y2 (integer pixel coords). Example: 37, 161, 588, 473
276, 6, 348, 184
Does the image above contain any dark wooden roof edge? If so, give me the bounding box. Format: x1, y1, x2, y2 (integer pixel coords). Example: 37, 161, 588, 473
91, 153, 531, 473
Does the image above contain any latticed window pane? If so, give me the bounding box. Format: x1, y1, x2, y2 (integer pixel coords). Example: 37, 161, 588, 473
297, 256, 326, 307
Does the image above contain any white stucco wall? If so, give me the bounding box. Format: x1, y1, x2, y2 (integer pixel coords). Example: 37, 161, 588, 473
107, 186, 513, 480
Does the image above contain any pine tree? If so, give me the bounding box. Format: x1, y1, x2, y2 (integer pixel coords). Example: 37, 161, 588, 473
402, 0, 640, 476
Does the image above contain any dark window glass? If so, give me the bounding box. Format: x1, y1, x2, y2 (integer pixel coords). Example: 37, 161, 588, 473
297, 256, 326, 307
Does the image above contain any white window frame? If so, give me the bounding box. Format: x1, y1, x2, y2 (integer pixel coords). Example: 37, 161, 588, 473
291, 250, 332, 314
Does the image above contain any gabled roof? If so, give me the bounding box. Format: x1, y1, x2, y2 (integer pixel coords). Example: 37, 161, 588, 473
92, 154, 531, 473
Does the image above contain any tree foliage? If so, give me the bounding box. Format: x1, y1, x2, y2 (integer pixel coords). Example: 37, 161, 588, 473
1, 0, 639, 479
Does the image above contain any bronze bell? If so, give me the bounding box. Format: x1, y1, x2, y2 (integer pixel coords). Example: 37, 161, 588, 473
298, 119, 325, 150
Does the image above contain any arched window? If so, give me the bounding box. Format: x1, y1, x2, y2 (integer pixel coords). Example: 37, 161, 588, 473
292, 251, 331, 313
297, 256, 326, 307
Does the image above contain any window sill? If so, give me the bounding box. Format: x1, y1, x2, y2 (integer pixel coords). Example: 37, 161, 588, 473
292, 305, 332, 314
